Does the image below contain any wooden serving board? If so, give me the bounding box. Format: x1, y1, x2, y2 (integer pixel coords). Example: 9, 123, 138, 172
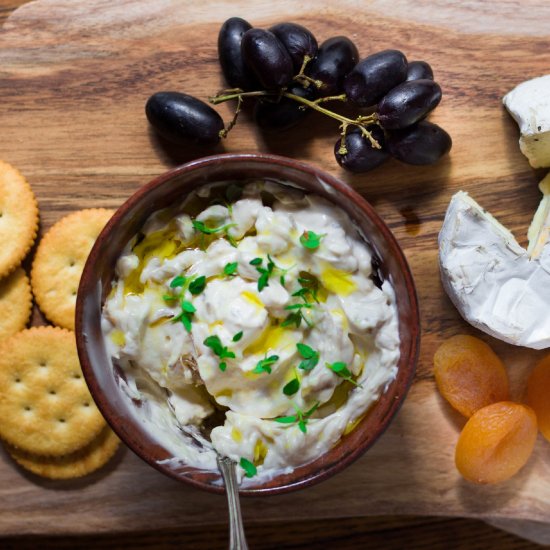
1, 0, 549, 541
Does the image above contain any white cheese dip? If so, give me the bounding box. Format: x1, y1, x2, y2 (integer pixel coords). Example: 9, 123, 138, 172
102, 181, 400, 482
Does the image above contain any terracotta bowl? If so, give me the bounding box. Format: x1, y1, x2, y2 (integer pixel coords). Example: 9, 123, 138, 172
76, 153, 420, 496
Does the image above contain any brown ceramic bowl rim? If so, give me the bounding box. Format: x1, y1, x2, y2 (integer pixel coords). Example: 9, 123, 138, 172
76, 152, 420, 496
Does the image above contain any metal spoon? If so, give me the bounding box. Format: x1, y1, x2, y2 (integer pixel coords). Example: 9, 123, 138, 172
166, 393, 248, 549
217, 455, 249, 550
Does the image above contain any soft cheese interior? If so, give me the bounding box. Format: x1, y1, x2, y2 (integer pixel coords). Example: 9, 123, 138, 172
503, 74, 550, 168
101, 181, 400, 481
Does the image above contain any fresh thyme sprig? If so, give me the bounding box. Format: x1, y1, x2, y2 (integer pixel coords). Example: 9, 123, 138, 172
281, 302, 314, 328
326, 361, 363, 388
281, 271, 320, 328
163, 273, 207, 332
192, 220, 237, 235
203, 335, 236, 372
273, 402, 320, 433
249, 254, 294, 291
297, 271, 320, 302
192, 219, 238, 247
171, 300, 195, 332
253, 354, 279, 374
296, 343, 319, 371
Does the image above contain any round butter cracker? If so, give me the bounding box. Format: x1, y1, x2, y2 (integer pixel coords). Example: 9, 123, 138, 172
0, 326, 106, 456
0, 160, 39, 279
0, 267, 32, 340
6, 426, 120, 479
31, 208, 113, 330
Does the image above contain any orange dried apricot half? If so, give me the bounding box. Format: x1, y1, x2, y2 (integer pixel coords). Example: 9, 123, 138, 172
434, 335, 509, 417
526, 354, 550, 442
455, 402, 537, 484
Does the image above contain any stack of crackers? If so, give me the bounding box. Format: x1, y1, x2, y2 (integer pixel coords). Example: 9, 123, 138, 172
0, 160, 120, 479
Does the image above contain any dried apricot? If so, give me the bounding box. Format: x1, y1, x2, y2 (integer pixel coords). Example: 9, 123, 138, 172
527, 354, 550, 442
434, 335, 509, 417
455, 402, 537, 484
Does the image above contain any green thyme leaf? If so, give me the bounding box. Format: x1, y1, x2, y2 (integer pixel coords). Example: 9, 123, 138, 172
299, 356, 319, 371
273, 401, 319, 433
192, 220, 236, 235
281, 312, 302, 328
328, 361, 350, 376
284, 303, 312, 310
239, 457, 257, 478
232, 331, 243, 342
257, 271, 269, 292
299, 230, 324, 250
298, 273, 317, 286
203, 335, 224, 356
173, 299, 195, 333
181, 314, 192, 333
326, 362, 362, 388
249, 257, 263, 266
223, 262, 238, 276
280, 274, 286, 286
170, 275, 186, 288
297, 272, 319, 302
162, 294, 178, 302
296, 343, 316, 358
283, 378, 300, 396
188, 276, 206, 295
181, 301, 196, 313
253, 364, 271, 374
297, 344, 319, 371
253, 355, 279, 374
292, 288, 309, 298
266, 254, 276, 273
204, 335, 235, 366
274, 415, 297, 424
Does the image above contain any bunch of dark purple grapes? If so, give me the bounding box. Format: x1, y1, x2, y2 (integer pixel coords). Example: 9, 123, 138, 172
146, 17, 452, 173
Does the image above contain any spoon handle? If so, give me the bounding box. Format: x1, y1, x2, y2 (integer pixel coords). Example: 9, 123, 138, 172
217, 456, 249, 550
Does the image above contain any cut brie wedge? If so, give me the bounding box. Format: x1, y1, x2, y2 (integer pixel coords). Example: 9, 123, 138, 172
439, 174, 550, 349
503, 74, 550, 168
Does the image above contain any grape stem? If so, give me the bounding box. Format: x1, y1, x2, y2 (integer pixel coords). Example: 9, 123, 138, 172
312, 93, 347, 105
219, 93, 243, 138
209, 89, 381, 149
293, 55, 324, 90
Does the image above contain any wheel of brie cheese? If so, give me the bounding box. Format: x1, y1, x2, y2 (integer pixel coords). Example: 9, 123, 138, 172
439, 173, 550, 349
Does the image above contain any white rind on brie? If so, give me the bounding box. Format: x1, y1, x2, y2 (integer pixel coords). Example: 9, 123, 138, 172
503, 74, 550, 168
439, 178, 550, 349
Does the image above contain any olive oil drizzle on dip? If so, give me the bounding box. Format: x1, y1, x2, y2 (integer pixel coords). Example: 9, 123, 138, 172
102, 181, 400, 482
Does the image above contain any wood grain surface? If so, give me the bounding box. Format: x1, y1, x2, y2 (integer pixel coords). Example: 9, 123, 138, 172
1, 0, 549, 546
